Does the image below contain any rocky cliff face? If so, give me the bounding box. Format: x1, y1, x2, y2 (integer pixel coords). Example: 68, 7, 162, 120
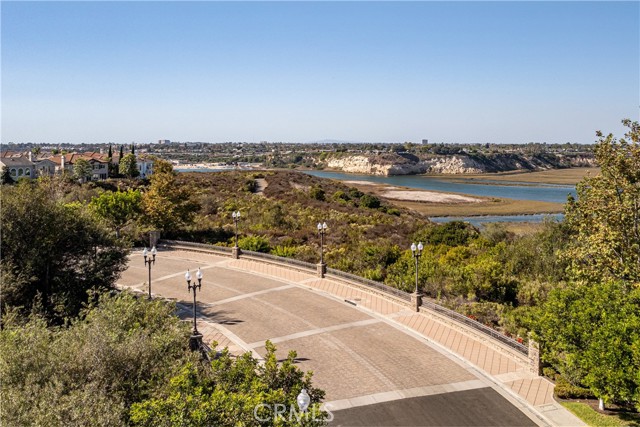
325, 153, 596, 176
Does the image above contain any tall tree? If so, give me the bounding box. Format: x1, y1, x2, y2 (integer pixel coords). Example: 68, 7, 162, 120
0, 179, 128, 321
1, 166, 14, 185
119, 145, 124, 161
141, 159, 199, 233
564, 119, 640, 284
107, 144, 112, 158
72, 158, 93, 183
119, 153, 139, 179
90, 189, 143, 238
131, 143, 135, 155
534, 120, 640, 410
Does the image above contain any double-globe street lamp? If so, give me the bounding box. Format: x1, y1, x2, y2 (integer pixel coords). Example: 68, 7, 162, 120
185, 268, 204, 351
142, 246, 157, 299
317, 222, 328, 278
410, 242, 424, 311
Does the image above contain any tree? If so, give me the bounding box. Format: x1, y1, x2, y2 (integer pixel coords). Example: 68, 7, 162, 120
131, 143, 135, 155
1, 291, 328, 426
564, 119, 640, 284
0, 292, 195, 427
533, 120, 640, 410
0, 179, 129, 322
130, 341, 328, 426
73, 158, 93, 183
1, 166, 14, 185
533, 281, 640, 410
119, 145, 124, 160
90, 189, 143, 238
119, 153, 139, 178
141, 159, 199, 233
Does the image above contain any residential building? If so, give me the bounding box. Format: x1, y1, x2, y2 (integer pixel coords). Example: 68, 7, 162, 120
0, 156, 35, 179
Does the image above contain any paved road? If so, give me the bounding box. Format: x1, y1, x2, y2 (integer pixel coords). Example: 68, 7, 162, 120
119, 249, 580, 426
331, 388, 536, 427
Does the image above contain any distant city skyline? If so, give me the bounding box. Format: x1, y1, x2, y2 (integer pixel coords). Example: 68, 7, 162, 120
2, 1, 638, 145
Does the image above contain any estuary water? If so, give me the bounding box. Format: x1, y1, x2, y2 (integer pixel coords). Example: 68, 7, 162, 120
303, 170, 575, 224
177, 167, 573, 224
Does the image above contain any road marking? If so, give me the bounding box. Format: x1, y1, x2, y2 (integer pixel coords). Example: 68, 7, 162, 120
324, 379, 487, 411
206, 284, 295, 306
246, 318, 381, 349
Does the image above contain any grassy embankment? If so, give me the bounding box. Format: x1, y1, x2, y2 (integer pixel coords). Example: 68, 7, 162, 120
439, 167, 601, 185
560, 401, 639, 427
344, 168, 599, 217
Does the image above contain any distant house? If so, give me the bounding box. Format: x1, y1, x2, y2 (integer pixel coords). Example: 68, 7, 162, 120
34, 157, 57, 177
0, 156, 36, 179
1, 150, 153, 181
137, 155, 154, 178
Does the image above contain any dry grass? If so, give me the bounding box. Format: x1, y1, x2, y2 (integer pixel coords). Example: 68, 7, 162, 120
391, 198, 563, 217
437, 167, 600, 185
344, 181, 564, 217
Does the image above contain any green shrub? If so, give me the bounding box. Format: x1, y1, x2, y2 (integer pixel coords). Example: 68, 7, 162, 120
271, 245, 297, 257
309, 186, 325, 201
348, 187, 363, 199
359, 194, 381, 209
237, 235, 271, 253
332, 190, 350, 201
555, 377, 593, 399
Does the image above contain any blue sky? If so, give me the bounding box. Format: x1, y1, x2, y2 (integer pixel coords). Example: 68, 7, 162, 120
2, 1, 638, 144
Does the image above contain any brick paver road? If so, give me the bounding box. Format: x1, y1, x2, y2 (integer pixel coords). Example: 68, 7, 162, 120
119, 249, 583, 427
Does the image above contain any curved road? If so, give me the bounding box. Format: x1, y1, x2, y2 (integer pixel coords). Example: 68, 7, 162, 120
118, 249, 582, 427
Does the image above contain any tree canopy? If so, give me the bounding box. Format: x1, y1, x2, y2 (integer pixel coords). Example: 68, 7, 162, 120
73, 158, 93, 183
0, 179, 129, 321
119, 153, 140, 179
564, 119, 640, 285
1, 292, 328, 427
141, 159, 199, 233
90, 189, 143, 238
533, 120, 640, 410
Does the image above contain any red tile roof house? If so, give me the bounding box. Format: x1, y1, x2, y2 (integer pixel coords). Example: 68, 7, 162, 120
47, 153, 110, 180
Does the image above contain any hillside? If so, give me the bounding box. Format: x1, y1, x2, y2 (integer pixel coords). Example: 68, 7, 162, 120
324, 152, 596, 176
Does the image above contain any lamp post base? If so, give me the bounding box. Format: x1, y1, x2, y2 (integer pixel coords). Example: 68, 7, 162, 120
189, 333, 203, 352
232, 246, 240, 259
410, 292, 422, 312
317, 262, 327, 278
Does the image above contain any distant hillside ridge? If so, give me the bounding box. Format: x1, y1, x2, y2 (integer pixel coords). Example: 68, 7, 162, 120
324, 152, 596, 176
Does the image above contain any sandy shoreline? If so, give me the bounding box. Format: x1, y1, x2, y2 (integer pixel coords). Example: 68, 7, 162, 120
343, 180, 481, 204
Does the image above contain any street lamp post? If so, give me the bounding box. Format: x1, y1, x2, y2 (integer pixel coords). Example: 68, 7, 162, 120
317, 222, 327, 278
185, 268, 203, 351
232, 211, 241, 259
142, 246, 157, 299
410, 242, 424, 311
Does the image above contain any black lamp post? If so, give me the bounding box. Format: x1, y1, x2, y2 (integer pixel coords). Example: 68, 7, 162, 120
185, 268, 203, 334
410, 242, 424, 294
185, 268, 203, 351
143, 246, 157, 299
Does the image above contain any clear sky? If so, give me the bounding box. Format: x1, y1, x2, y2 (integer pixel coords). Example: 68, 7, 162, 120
2, 1, 638, 145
